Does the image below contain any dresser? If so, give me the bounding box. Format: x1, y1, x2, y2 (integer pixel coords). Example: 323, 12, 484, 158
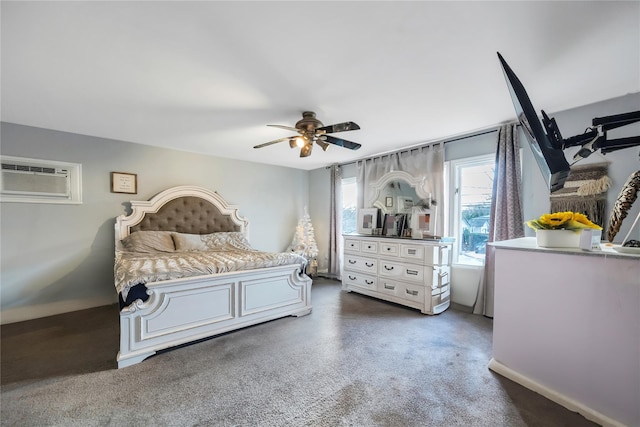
342, 234, 452, 315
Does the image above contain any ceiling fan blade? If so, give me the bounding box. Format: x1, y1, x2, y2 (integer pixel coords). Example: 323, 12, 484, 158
325, 135, 362, 150
300, 143, 313, 157
317, 121, 360, 133
253, 136, 293, 149
267, 124, 299, 132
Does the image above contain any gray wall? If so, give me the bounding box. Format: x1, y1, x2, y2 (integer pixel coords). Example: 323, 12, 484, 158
522, 93, 640, 240
2, 92, 638, 322
308, 93, 640, 273
0, 123, 309, 323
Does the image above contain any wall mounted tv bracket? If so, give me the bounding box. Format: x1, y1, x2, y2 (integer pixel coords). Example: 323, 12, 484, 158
542, 110, 640, 163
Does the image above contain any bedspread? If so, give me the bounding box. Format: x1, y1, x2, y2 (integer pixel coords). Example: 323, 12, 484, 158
115, 250, 306, 298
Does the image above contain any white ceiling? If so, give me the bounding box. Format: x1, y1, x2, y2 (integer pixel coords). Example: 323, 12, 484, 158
2, 1, 639, 170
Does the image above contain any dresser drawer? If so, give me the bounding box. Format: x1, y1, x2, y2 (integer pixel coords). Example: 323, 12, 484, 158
344, 238, 361, 253
379, 242, 399, 257
432, 283, 450, 296
378, 279, 402, 297
378, 279, 425, 304
425, 265, 450, 289
343, 272, 377, 291
379, 260, 425, 283
402, 283, 426, 304
399, 244, 426, 262
425, 245, 451, 265
361, 240, 379, 254
432, 287, 451, 306
344, 255, 378, 274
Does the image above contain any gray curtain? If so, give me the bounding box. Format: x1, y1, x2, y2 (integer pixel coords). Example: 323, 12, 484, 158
475, 123, 524, 316
327, 164, 343, 280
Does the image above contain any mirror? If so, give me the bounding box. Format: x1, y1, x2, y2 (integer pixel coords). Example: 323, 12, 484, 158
366, 171, 436, 238
369, 171, 432, 215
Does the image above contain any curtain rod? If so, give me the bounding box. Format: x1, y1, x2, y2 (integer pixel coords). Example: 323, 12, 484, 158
332, 125, 501, 168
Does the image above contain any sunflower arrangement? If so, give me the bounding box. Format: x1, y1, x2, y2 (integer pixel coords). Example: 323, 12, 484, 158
526, 211, 602, 231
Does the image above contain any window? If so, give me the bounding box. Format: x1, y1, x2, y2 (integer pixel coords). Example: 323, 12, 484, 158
449, 154, 494, 265
342, 177, 357, 234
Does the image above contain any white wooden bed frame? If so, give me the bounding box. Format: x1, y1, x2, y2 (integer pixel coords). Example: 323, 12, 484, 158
114, 186, 312, 368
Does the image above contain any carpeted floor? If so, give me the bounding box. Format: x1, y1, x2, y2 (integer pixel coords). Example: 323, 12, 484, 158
1, 278, 597, 426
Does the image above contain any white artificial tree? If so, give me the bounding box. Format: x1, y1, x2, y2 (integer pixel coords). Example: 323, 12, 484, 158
287, 207, 319, 276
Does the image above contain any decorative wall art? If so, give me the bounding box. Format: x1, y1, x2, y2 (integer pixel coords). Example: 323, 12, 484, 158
111, 172, 137, 194
549, 163, 611, 227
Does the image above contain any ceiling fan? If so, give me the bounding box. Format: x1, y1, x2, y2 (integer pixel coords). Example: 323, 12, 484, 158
253, 111, 362, 157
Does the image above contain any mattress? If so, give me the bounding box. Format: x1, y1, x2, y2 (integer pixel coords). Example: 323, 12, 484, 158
115, 249, 307, 300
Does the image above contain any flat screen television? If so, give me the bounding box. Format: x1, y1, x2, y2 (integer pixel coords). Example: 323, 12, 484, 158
497, 52, 570, 193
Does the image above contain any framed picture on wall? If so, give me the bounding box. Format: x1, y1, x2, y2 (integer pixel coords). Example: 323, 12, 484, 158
385, 196, 393, 208
111, 172, 137, 194
357, 208, 379, 235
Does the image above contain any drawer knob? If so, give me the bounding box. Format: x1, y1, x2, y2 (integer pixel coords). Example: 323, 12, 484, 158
384, 284, 395, 290
365, 280, 374, 285
365, 262, 374, 267
406, 289, 419, 296
349, 260, 356, 264
406, 270, 418, 276
384, 265, 394, 271
349, 275, 356, 280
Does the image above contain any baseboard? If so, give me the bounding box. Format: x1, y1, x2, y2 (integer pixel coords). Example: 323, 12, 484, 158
449, 302, 473, 313
488, 358, 626, 427
0, 296, 117, 325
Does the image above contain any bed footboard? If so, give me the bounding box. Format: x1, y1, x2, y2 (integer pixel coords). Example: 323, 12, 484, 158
117, 264, 311, 368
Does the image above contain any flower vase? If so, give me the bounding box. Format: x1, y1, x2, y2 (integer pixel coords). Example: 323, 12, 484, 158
535, 229, 581, 248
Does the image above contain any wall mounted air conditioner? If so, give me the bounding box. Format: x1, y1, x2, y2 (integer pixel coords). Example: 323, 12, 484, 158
0, 156, 82, 204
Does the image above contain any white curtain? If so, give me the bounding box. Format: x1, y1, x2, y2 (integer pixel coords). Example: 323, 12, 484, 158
357, 145, 444, 236
475, 123, 524, 316
327, 164, 343, 280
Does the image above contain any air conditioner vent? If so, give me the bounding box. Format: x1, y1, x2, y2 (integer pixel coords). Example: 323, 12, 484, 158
2, 163, 63, 175
1, 156, 82, 204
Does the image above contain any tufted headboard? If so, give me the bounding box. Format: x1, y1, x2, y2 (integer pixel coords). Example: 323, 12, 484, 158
115, 186, 249, 246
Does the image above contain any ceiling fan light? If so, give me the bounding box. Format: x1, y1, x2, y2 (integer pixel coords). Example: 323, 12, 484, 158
316, 140, 330, 151
300, 143, 313, 157
295, 137, 305, 148
289, 139, 297, 149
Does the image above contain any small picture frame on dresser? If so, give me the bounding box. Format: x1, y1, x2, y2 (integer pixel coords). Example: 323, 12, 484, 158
410, 206, 434, 238
357, 208, 379, 235
381, 213, 407, 237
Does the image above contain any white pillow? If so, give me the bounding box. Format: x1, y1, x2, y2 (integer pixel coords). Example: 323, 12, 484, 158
120, 231, 175, 253
172, 233, 208, 251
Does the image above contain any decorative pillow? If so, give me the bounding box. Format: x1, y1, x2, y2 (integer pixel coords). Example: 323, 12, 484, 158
201, 232, 254, 251
172, 233, 208, 252
120, 231, 175, 253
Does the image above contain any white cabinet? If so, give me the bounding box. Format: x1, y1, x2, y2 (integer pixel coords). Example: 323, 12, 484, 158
342, 235, 452, 315
490, 238, 640, 427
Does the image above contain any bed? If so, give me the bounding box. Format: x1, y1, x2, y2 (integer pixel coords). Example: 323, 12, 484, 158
114, 185, 312, 368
